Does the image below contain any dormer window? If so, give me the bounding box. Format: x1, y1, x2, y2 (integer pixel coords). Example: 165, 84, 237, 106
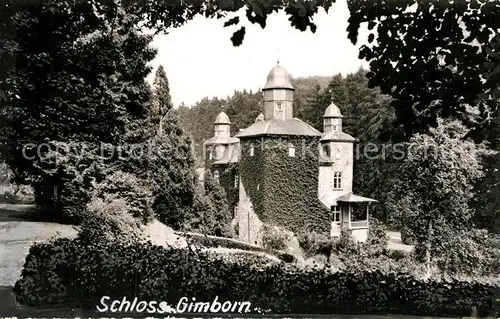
288, 143, 295, 157
249, 144, 254, 157
275, 102, 284, 111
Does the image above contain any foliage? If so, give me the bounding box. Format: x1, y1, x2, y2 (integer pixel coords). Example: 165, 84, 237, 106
261, 224, 293, 251
347, 1, 500, 232
78, 197, 144, 246
178, 231, 295, 262
366, 216, 389, 247
92, 170, 154, 224
297, 230, 334, 258
124, 66, 198, 230
14, 238, 499, 317
188, 171, 232, 237
348, 0, 500, 140
1, 4, 156, 220
239, 137, 330, 235
388, 119, 496, 275
122, 0, 336, 46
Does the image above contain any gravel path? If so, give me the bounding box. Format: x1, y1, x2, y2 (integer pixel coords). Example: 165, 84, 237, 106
0, 203, 78, 286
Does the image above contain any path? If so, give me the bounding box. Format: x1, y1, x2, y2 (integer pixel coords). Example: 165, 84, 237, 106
0, 203, 78, 286
386, 230, 414, 252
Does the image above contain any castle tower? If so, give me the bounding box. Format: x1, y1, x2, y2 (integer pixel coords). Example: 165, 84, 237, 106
235, 64, 330, 245
203, 110, 240, 216
262, 63, 295, 121
318, 102, 376, 242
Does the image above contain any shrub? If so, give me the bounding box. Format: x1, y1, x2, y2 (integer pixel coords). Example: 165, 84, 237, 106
297, 231, 334, 258
14, 238, 499, 317
261, 224, 292, 251
93, 171, 154, 224
366, 217, 388, 247
78, 197, 143, 246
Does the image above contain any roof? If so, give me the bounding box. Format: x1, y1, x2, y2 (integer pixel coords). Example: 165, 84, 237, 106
320, 131, 356, 142
203, 135, 239, 145
263, 64, 294, 91
212, 143, 240, 165
214, 111, 230, 124
236, 118, 321, 138
324, 102, 343, 118
337, 193, 378, 203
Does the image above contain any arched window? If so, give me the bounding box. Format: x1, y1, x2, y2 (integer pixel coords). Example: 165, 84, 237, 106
288, 143, 295, 157
249, 144, 254, 157
208, 147, 213, 160
213, 170, 219, 183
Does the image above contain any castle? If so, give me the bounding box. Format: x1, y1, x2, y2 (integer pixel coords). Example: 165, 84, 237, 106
202, 63, 377, 244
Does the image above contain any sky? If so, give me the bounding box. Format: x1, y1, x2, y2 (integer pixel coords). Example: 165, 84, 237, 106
147, 0, 370, 107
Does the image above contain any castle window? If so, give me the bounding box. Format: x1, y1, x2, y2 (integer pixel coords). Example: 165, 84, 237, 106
234, 174, 239, 188
215, 145, 225, 159
332, 172, 342, 190
275, 102, 283, 111
214, 170, 219, 183
288, 143, 295, 157
249, 144, 254, 156
323, 144, 331, 158
332, 205, 341, 223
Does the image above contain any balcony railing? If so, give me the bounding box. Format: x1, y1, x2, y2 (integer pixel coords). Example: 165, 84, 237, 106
350, 220, 369, 228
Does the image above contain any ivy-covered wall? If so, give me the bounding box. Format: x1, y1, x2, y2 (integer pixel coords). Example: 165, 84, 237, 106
239, 136, 330, 237
217, 163, 239, 215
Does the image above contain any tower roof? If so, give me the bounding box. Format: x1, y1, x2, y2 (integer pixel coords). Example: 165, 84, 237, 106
263, 63, 294, 91
236, 118, 321, 138
324, 102, 343, 118
214, 111, 230, 124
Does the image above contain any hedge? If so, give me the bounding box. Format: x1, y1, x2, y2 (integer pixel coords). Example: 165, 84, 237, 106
14, 238, 499, 317
175, 231, 296, 262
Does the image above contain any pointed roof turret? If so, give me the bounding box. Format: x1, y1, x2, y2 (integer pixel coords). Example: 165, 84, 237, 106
263, 63, 294, 91
324, 102, 343, 118
214, 111, 230, 124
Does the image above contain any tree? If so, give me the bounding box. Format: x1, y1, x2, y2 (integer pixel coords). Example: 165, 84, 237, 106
126, 69, 199, 230
152, 65, 172, 137
389, 119, 495, 275
1, 4, 156, 220
122, 0, 336, 46
189, 171, 232, 237
347, 0, 500, 140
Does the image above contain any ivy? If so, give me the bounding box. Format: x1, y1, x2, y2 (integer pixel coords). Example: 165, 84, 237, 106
239, 136, 330, 234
